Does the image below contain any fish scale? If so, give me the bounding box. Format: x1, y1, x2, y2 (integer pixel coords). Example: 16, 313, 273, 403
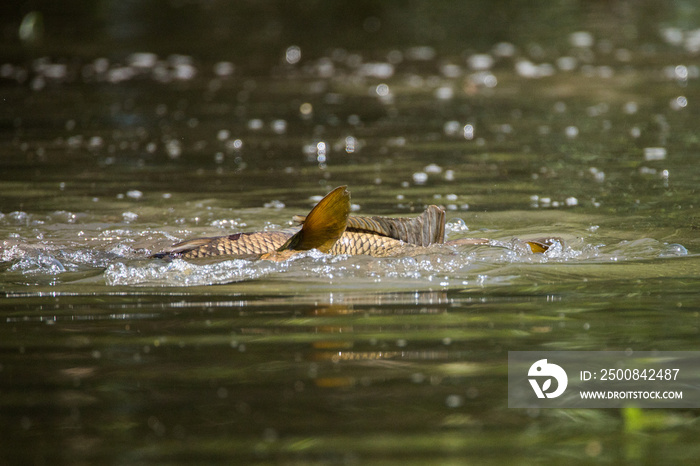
329, 231, 410, 257
176, 231, 292, 259
175, 230, 413, 259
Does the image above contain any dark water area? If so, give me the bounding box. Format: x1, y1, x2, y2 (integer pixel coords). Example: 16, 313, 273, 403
2, 1, 700, 464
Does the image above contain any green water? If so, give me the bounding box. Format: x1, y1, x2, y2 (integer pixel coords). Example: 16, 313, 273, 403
2, 1, 700, 464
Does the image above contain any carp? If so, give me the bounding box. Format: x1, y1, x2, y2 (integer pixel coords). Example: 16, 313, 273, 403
153, 186, 555, 261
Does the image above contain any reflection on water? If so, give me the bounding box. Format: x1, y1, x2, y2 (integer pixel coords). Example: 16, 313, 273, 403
2, 285, 700, 463
2, 1, 700, 464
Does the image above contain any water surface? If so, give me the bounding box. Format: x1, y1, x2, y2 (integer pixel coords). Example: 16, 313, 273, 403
2, 2, 700, 464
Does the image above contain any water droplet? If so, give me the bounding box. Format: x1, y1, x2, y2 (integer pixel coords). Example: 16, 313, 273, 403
358, 62, 394, 79
375, 83, 390, 97
299, 102, 313, 116
570, 31, 594, 47
412, 172, 428, 184
463, 124, 474, 140
556, 56, 577, 71
467, 54, 494, 70
271, 119, 287, 134
675, 65, 688, 80
122, 212, 138, 222
670, 96, 688, 110
624, 101, 638, 114
444, 121, 460, 135
213, 61, 234, 77
643, 147, 666, 161
435, 86, 454, 100
424, 163, 442, 174
285, 46, 301, 65
345, 136, 356, 153
661, 243, 688, 257
247, 119, 263, 130
445, 394, 464, 408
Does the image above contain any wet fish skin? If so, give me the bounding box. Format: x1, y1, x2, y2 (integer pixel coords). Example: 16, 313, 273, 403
167, 231, 292, 259
159, 229, 421, 260
330, 231, 412, 257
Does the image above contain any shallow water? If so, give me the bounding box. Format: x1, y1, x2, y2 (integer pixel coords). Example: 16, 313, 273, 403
2, 2, 700, 464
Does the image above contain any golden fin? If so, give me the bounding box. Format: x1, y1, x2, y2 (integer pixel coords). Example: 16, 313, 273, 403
526, 241, 548, 254
278, 186, 350, 253
526, 237, 564, 254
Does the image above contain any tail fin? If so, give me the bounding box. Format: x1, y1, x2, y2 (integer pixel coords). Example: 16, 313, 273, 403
294, 205, 445, 246
352, 205, 446, 246
278, 186, 350, 253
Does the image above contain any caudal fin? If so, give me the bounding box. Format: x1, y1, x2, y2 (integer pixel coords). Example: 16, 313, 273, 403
293, 204, 446, 246
358, 205, 445, 246
278, 186, 350, 253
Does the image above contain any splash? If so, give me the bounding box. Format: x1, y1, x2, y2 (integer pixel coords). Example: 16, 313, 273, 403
102, 239, 592, 287
1, 232, 690, 287
102, 250, 482, 287
104, 257, 284, 286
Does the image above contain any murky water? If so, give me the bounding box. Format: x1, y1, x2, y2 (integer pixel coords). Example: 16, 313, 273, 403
2, 2, 700, 464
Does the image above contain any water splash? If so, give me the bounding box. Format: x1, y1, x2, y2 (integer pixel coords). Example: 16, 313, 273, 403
104, 257, 283, 286
101, 238, 595, 287
1, 229, 690, 287
103, 250, 481, 287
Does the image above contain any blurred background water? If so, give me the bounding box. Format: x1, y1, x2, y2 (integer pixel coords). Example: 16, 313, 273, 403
1, 1, 700, 464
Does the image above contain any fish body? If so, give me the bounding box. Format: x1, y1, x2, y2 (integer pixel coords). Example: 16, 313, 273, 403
161, 229, 412, 260
153, 185, 553, 261
160, 231, 293, 259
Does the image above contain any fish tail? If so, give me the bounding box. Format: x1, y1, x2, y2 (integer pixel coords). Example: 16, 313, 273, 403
349, 205, 445, 246
293, 204, 446, 246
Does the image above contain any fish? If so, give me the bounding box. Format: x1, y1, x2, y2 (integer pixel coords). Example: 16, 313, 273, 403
152, 185, 557, 260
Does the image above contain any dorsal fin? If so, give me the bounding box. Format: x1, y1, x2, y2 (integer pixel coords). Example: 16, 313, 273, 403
293, 204, 445, 246
278, 186, 350, 252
